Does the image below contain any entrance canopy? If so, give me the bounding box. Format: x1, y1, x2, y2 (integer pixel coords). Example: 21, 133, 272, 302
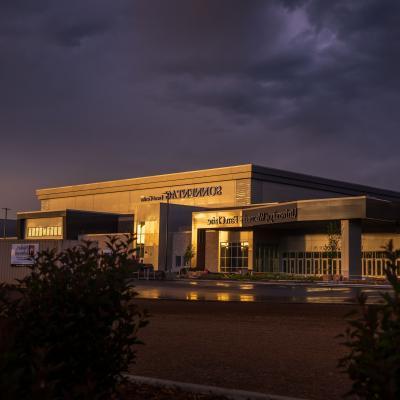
192, 196, 400, 279
192, 196, 400, 230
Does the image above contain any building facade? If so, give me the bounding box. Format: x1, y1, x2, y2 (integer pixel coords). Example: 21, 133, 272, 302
15, 164, 400, 279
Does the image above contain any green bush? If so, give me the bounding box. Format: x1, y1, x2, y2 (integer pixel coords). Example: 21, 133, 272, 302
0, 236, 148, 400
338, 240, 400, 399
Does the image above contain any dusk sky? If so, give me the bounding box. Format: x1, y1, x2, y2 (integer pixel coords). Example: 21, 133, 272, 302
1, 0, 400, 217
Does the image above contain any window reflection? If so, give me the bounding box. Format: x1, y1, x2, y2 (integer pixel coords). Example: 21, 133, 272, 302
217, 293, 230, 301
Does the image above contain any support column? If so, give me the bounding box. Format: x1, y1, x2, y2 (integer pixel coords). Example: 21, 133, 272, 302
341, 219, 362, 280
191, 228, 206, 269
196, 229, 206, 269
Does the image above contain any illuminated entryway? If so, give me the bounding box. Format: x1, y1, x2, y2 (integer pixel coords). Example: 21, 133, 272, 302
219, 241, 249, 272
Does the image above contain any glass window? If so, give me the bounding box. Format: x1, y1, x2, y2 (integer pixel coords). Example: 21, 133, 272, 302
175, 256, 181, 267
219, 242, 249, 273
314, 259, 320, 274
137, 222, 146, 245
290, 259, 295, 273
306, 260, 312, 274
232, 245, 238, 258
376, 260, 382, 276
298, 259, 304, 274
322, 260, 327, 274
332, 259, 337, 275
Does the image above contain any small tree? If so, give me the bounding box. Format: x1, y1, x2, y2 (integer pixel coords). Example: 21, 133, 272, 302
184, 244, 195, 269
0, 235, 148, 400
323, 221, 341, 276
338, 240, 400, 399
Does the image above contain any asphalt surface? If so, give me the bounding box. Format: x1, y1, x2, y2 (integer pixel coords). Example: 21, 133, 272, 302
132, 279, 391, 304
133, 300, 356, 400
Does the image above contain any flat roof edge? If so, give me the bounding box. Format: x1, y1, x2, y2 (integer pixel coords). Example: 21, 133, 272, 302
36, 164, 253, 197
251, 165, 400, 199
17, 209, 131, 218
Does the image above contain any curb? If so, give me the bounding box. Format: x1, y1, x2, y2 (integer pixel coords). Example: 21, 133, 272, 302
123, 374, 308, 400
173, 278, 391, 289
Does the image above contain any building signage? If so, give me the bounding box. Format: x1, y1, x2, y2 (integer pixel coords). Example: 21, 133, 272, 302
207, 214, 241, 226
11, 243, 39, 266
242, 205, 297, 227
141, 185, 223, 202
204, 205, 297, 228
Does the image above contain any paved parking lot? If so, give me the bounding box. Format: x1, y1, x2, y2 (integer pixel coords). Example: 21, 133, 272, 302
133, 279, 389, 304
133, 299, 356, 400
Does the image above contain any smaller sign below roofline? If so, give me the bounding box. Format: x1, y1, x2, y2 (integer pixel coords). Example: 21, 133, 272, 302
196, 204, 298, 229
242, 205, 298, 227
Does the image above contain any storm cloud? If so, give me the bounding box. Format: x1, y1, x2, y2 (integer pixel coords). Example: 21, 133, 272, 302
1, 0, 399, 216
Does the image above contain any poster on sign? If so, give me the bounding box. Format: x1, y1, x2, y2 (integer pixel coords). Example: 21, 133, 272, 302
11, 243, 39, 266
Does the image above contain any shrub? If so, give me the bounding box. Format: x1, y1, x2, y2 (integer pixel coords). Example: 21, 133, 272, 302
196, 272, 322, 282
0, 235, 148, 400
338, 240, 400, 399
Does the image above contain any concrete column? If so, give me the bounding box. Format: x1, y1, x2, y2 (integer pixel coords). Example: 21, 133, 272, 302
191, 228, 206, 269
341, 219, 362, 280
205, 231, 219, 272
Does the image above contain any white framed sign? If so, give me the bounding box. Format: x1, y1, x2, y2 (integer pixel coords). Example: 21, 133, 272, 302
11, 244, 39, 266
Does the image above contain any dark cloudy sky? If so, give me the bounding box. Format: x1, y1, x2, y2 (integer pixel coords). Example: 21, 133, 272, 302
1, 0, 400, 217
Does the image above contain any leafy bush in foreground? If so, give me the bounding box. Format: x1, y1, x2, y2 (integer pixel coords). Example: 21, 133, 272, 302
0, 236, 148, 400
339, 240, 400, 399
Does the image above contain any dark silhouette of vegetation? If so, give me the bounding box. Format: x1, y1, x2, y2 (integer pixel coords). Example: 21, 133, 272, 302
338, 240, 400, 399
184, 244, 195, 268
0, 235, 148, 400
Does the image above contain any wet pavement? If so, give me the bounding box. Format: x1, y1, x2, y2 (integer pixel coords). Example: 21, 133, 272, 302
131, 279, 392, 304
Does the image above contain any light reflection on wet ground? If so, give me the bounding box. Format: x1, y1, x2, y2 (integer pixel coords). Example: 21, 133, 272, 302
132, 280, 392, 304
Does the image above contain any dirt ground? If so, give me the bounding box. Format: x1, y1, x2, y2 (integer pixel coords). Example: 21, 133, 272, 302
132, 300, 356, 400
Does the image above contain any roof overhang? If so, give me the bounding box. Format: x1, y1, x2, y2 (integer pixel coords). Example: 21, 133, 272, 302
192, 196, 400, 229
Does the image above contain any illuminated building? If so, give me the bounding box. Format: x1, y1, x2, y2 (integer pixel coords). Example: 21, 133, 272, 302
16, 164, 400, 279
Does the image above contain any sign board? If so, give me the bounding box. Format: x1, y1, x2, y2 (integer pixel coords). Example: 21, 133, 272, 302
242, 205, 297, 227
11, 243, 39, 266
205, 211, 242, 228
192, 210, 242, 229
140, 185, 223, 202
193, 204, 298, 229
